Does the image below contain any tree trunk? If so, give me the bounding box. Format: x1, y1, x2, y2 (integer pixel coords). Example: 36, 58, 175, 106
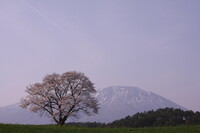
58, 121, 65, 126
58, 117, 67, 126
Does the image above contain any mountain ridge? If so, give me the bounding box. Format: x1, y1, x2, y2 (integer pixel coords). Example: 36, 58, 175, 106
0, 86, 186, 124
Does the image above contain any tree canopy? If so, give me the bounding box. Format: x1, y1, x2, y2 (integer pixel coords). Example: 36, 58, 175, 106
20, 71, 99, 125
108, 108, 200, 128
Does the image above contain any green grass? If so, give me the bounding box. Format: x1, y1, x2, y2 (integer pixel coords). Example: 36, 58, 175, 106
0, 124, 200, 133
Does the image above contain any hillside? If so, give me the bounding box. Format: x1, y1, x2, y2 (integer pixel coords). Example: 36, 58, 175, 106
108, 108, 200, 127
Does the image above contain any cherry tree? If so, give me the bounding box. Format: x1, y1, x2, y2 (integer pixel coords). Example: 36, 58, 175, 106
20, 71, 99, 125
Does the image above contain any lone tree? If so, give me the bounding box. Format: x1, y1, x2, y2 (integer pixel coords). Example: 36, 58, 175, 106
20, 71, 99, 125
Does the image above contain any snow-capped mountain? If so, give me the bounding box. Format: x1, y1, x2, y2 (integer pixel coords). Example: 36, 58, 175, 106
0, 86, 186, 124
78, 86, 186, 123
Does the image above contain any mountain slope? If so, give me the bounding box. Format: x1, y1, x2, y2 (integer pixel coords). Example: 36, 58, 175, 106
0, 86, 186, 124
0, 103, 52, 124
78, 86, 186, 123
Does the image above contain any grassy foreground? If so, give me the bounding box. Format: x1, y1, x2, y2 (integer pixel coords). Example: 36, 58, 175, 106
0, 124, 200, 133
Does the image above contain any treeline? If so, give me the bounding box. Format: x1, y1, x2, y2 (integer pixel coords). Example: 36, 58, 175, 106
66, 108, 200, 128
108, 108, 200, 127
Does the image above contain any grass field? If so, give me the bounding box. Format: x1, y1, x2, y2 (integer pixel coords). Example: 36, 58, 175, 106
0, 124, 200, 133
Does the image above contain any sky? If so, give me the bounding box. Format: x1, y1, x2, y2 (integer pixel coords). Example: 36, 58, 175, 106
0, 0, 200, 111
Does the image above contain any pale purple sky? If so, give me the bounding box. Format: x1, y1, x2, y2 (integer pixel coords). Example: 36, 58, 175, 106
0, 0, 200, 111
